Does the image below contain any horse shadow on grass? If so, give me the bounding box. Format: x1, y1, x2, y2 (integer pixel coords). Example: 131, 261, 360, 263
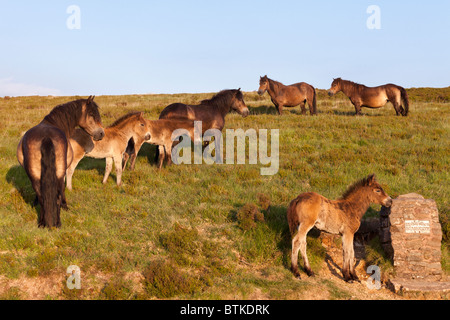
248, 105, 279, 115
6, 165, 40, 222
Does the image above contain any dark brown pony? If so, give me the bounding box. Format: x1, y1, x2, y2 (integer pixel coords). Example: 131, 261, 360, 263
327, 78, 409, 116
257, 75, 317, 115
123, 89, 249, 170
16, 96, 104, 228
287, 174, 392, 282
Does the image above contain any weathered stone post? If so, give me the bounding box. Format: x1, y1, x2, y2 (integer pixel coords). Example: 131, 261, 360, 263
379, 193, 449, 294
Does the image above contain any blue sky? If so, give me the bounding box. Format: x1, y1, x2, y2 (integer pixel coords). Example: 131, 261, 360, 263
0, 1, 449, 96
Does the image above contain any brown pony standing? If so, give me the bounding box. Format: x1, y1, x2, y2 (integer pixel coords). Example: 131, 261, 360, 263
123, 89, 249, 170
257, 75, 317, 115
328, 78, 409, 116
66, 112, 151, 189
287, 174, 392, 282
16, 96, 104, 228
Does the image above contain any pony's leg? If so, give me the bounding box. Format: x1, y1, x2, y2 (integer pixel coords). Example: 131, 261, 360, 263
166, 144, 173, 166
103, 157, 113, 184
58, 177, 68, 211
307, 96, 316, 115
122, 152, 130, 170
342, 232, 356, 282
291, 230, 302, 279
277, 105, 283, 115
353, 104, 363, 116
299, 101, 307, 115
390, 100, 401, 116
291, 223, 314, 278
394, 100, 404, 116
113, 155, 123, 187
30, 178, 42, 206
66, 157, 82, 191
157, 146, 165, 169
299, 223, 315, 277
348, 233, 359, 281
129, 141, 144, 171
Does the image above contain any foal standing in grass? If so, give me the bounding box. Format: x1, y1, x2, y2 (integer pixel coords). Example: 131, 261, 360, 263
66, 112, 150, 189
287, 174, 392, 282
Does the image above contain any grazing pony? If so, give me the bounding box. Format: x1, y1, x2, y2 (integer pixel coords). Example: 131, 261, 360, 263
327, 78, 409, 116
287, 174, 392, 282
257, 75, 317, 115
66, 112, 151, 189
123, 89, 249, 170
16, 96, 104, 228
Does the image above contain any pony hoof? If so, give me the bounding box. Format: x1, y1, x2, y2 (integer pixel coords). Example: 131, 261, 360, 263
345, 279, 354, 283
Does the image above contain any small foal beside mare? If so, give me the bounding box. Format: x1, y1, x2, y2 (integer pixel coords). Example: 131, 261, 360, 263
123, 89, 249, 170
123, 119, 204, 169
66, 111, 150, 189
287, 174, 392, 282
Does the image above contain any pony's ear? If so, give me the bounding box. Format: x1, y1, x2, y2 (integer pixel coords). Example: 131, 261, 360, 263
367, 174, 376, 184
238, 88, 241, 91
87, 95, 95, 104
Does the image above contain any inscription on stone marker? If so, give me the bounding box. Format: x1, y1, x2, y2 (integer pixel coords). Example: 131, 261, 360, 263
405, 220, 430, 234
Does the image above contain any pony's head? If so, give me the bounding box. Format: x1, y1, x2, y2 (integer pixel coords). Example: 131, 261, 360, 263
328, 78, 342, 97
134, 112, 151, 141
258, 75, 269, 95
364, 174, 393, 207
79, 96, 104, 141
231, 88, 249, 117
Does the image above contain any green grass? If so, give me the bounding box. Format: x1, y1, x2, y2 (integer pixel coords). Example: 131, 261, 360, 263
0, 88, 449, 299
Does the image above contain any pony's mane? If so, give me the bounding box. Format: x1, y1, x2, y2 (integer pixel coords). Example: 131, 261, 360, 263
44, 99, 101, 134
335, 78, 367, 93
108, 112, 141, 128
340, 175, 375, 200
200, 89, 242, 108
262, 76, 284, 92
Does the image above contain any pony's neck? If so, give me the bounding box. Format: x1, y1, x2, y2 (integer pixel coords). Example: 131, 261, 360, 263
43, 104, 80, 137
340, 80, 363, 97
111, 119, 136, 139
267, 79, 282, 97
340, 189, 372, 221
208, 98, 231, 118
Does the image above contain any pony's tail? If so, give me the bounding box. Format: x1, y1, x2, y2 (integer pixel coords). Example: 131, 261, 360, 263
287, 198, 300, 237
311, 87, 318, 115
39, 137, 60, 228
400, 87, 409, 116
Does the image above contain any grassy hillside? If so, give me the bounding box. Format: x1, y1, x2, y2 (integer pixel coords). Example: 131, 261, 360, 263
0, 87, 448, 299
